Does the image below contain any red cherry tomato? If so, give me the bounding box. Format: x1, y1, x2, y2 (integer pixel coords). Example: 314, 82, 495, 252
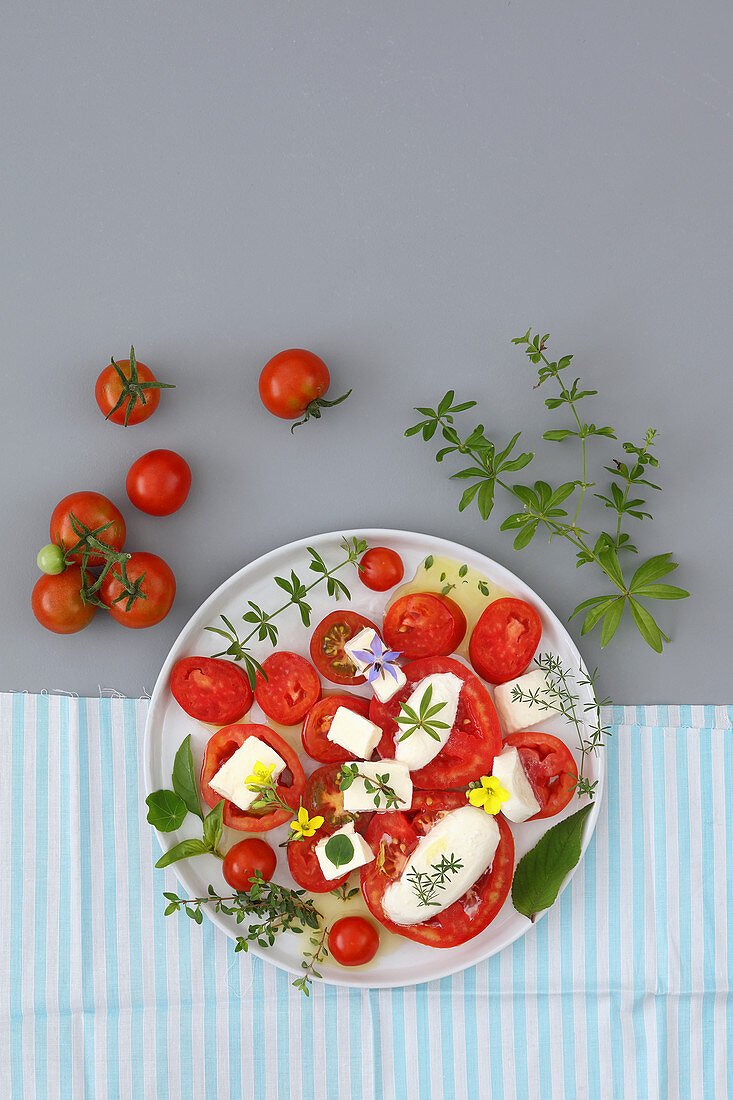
170, 656, 253, 724
504, 732, 577, 819
259, 349, 330, 419
222, 839, 277, 890
31, 566, 97, 634
358, 547, 404, 592
254, 652, 322, 725
468, 598, 542, 684
309, 610, 380, 685
328, 917, 380, 966
126, 450, 191, 516
383, 592, 466, 659
301, 694, 372, 763
99, 551, 175, 628
49, 491, 126, 566
95, 348, 173, 426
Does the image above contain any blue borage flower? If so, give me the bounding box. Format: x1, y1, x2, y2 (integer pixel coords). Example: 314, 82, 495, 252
351, 634, 403, 684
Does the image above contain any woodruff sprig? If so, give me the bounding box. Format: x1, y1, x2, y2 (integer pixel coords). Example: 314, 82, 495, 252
338, 763, 405, 809
405, 330, 689, 651
396, 683, 449, 743
205, 537, 367, 687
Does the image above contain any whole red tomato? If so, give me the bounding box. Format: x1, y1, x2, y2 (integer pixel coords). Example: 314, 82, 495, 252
222, 839, 277, 891
100, 551, 175, 628
32, 566, 96, 634
328, 917, 380, 966
50, 491, 126, 566
126, 449, 192, 516
258, 349, 351, 429
358, 547, 404, 591
95, 346, 174, 426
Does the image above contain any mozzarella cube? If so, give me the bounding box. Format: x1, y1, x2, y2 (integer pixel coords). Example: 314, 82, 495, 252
493, 669, 555, 734
343, 628, 379, 674
394, 673, 462, 770
314, 822, 375, 880
491, 746, 541, 822
341, 760, 413, 813
371, 663, 407, 703
209, 736, 286, 813
327, 706, 382, 759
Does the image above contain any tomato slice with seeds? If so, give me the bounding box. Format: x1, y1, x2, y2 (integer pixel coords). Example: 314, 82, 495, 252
199, 723, 305, 831
360, 793, 515, 947
309, 610, 380, 685
302, 763, 356, 829
383, 592, 466, 659
504, 731, 577, 819
370, 656, 502, 788
254, 651, 321, 725
468, 597, 541, 685
170, 656, 253, 724
301, 693, 373, 763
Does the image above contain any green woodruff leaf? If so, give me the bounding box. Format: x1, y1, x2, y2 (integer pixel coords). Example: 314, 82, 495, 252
511, 804, 593, 921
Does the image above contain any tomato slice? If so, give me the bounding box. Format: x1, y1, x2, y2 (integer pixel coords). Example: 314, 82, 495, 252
170, 656, 253, 724
370, 656, 502, 788
360, 794, 515, 947
302, 763, 357, 829
309, 611, 380, 685
383, 592, 466, 659
504, 732, 577, 819
468, 597, 542, 685
287, 826, 351, 893
301, 693, 373, 763
254, 651, 321, 725
199, 723, 305, 831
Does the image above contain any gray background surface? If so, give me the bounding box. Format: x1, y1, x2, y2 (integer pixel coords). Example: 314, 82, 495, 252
2, 1, 731, 702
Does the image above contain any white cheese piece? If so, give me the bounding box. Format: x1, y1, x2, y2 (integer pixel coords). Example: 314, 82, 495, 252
327, 706, 382, 759
492, 669, 555, 734
209, 736, 286, 813
371, 663, 407, 703
341, 760, 413, 813
491, 746, 541, 822
343, 627, 379, 674
382, 805, 500, 926
314, 822, 375, 880
394, 673, 462, 771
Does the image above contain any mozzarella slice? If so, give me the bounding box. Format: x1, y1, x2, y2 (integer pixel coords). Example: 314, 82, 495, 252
209, 736, 286, 812
491, 746, 541, 822
394, 673, 462, 770
371, 663, 407, 703
382, 805, 500, 926
327, 706, 382, 760
341, 760, 413, 813
343, 626, 406, 703
493, 669, 555, 734
343, 627, 379, 674
314, 822, 375, 880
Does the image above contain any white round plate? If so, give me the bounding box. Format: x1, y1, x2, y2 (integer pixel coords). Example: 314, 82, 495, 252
144, 529, 604, 988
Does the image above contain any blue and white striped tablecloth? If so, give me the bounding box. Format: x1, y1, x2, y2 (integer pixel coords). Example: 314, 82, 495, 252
1, 693, 731, 1099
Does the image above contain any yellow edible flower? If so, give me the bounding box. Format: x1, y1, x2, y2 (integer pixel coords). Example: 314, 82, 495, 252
467, 775, 510, 816
289, 805, 325, 840
245, 761, 276, 790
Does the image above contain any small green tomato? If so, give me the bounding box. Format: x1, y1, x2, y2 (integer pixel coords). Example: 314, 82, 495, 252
36, 544, 66, 575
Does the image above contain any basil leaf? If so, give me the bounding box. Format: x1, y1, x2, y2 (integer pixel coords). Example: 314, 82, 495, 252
324, 833, 355, 868
512, 804, 593, 921
155, 838, 210, 868
172, 735, 203, 820
203, 800, 225, 850
146, 789, 187, 833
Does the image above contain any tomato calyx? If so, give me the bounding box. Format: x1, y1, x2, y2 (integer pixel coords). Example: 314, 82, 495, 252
290, 388, 352, 433
43, 508, 147, 612
105, 346, 175, 426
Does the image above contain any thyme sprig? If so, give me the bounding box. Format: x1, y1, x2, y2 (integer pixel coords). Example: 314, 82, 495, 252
338, 763, 405, 809
406, 330, 689, 651
206, 537, 367, 687
395, 683, 449, 743
292, 925, 330, 995
407, 853, 464, 907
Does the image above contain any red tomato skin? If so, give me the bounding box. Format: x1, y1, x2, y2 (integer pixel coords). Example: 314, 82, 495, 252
126, 450, 191, 516
200, 723, 305, 831
259, 350, 330, 419
31, 566, 97, 634
255, 651, 322, 726
468, 597, 542, 685
170, 656, 253, 725
100, 552, 175, 628
287, 825, 351, 893
301, 694, 372, 763
370, 656, 502, 788
222, 839, 277, 890
358, 548, 404, 592
303, 763, 358, 829
383, 592, 466, 659
49, 491, 126, 566
95, 359, 162, 425
328, 916, 380, 966
309, 610, 381, 686
504, 732, 577, 819
360, 798, 515, 947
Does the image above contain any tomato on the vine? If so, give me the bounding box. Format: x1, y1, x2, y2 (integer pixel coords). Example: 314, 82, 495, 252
95, 346, 174, 426
358, 547, 404, 592
222, 839, 277, 890
126, 449, 191, 516
328, 917, 379, 966
258, 349, 351, 429
50, 491, 126, 566
99, 551, 175, 628
32, 566, 96, 634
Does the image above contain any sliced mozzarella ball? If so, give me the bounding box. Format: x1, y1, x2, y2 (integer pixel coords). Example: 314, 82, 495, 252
341, 760, 413, 813
314, 822, 375, 880
492, 669, 555, 734
394, 672, 462, 771
209, 737, 285, 812
491, 745, 541, 822
327, 706, 382, 760
382, 805, 500, 926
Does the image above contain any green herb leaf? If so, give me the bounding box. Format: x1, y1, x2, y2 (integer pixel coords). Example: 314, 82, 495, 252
324, 833, 355, 868
146, 789, 187, 832
512, 804, 593, 921
155, 838, 210, 868
172, 735, 203, 820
